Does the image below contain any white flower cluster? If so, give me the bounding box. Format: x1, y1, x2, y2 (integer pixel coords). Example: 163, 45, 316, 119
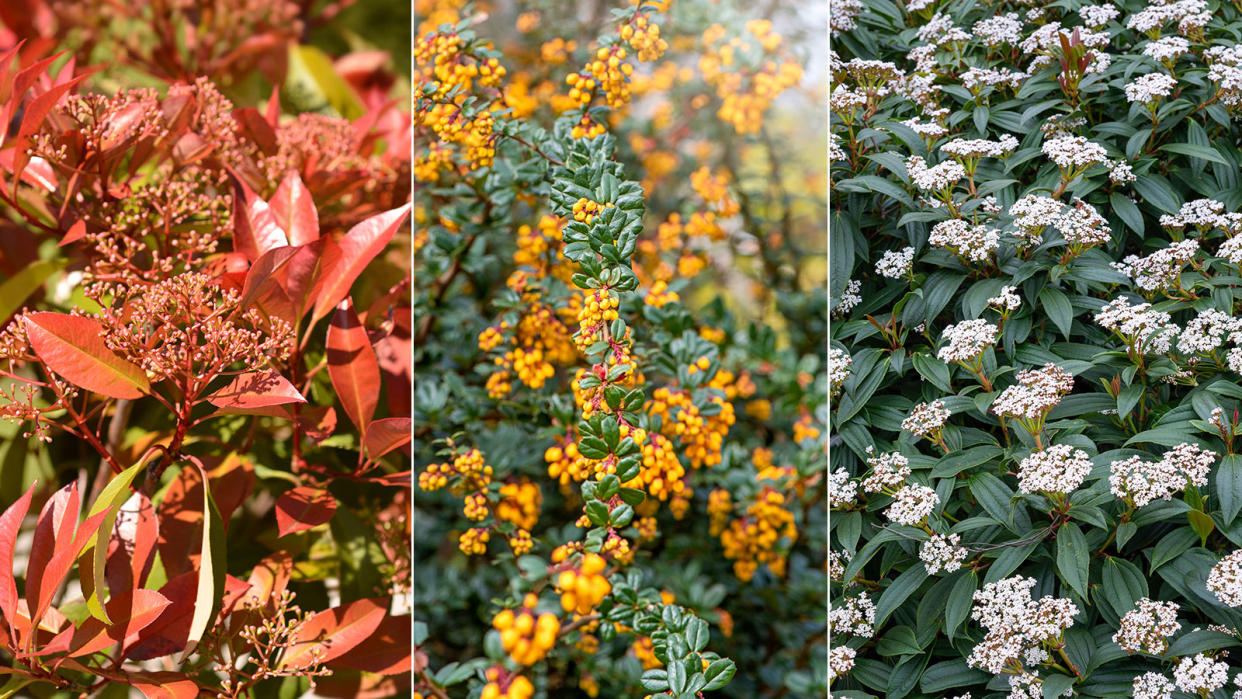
901, 115, 948, 138
829, 132, 846, 162
1172, 653, 1229, 695
829, 549, 852, 581
1094, 296, 1179, 354
1056, 197, 1112, 248
929, 220, 999, 263
1111, 240, 1199, 292
1106, 161, 1135, 185
830, 0, 864, 35
992, 363, 1073, 421
1127, 0, 1210, 36
885, 484, 939, 525
1176, 309, 1242, 355
1219, 235, 1242, 265
967, 576, 1079, 675
1208, 549, 1242, 606
1143, 36, 1189, 63
862, 446, 910, 492
1207, 45, 1242, 108
960, 67, 1027, 92
829, 592, 876, 637
829, 468, 858, 508
903, 399, 951, 437
1125, 73, 1178, 105
1159, 198, 1227, 230
972, 13, 1023, 46
941, 135, 1019, 159
1079, 3, 1120, 28
906, 155, 967, 192
835, 279, 862, 316
1132, 672, 1176, 699
1112, 598, 1181, 654
917, 11, 971, 46
937, 319, 999, 363
1016, 444, 1092, 495
1008, 194, 1064, 248
875, 246, 915, 278
1109, 443, 1217, 507
987, 285, 1021, 311
828, 645, 856, 681
1230, 346, 1242, 374
829, 348, 852, 391
1041, 135, 1109, 173
920, 532, 968, 574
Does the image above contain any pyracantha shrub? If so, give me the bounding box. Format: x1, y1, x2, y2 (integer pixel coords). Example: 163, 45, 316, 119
0, 3, 412, 697
831, 0, 1242, 697
414, 0, 827, 697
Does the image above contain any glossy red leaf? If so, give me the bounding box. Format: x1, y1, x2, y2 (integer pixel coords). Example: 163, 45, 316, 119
371, 471, 411, 488
271, 171, 319, 246
278, 597, 389, 670
26, 483, 80, 620
10, 74, 87, 189
24, 313, 150, 399
203, 453, 255, 527
237, 245, 296, 312
329, 613, 411, 675
28, 490, 110, 634
240, 551, 293, 612
275, 487, 337, 537
364, 417, 412, 460
310, 204, 411, 323
0, 481, 36, 637
59, 219, 86, 247
155, 467, 202, 580
104, 493, 158, 596
69, 589, 171, 657
300, 405, 337, 443
207, 371, 305, 411
232, 178, 288, 262
278, 238, 335, 321
124, 572, 196, 660
327, 300, 380, 435
128, 671, 200, 699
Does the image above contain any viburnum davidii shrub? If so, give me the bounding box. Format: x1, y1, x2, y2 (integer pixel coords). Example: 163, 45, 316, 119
829, 0, 1242, 698
414, 1, 827, 697
0, 3, 412, 697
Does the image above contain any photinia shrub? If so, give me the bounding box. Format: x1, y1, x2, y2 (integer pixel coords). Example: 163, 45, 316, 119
414, 1, 827, 697
832, 0, 1242, 698
0, 3, 412, 697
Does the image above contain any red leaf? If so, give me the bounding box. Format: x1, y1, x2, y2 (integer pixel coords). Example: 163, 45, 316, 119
300, 405, 337, 443
240, 551, 292, 612
59, 219, 86, 247
371, 471, 411, 488
237, 245, 296, 311
327, 300, 380, 435
274, 487, 337, 537
364, 417, 411, 460
207, 371, 305, 411
271, 171, 319, 246
231, 178, 288, 262
278, 598, 389, 669
10, 74, 87, 189
124, 573, 196, 660
104, 493, 158, 596
0, 481, 36, 637
24, 313, 150, 399
310, 204, 411, 324
128, 671, 200, 699
27, 483, 110, 634
278, 238, 335, 321
68, 589, 171, 657
156, 468, 202, 580
202, 453, 254, 528
329, 614, 411, 675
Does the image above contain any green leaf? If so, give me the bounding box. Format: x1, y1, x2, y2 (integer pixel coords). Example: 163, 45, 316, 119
945, 571, 976, 640
911, 353, 953, 393
1162, 142, 1230, 165
1110, 192, 1144, 236
1218, 455, 1242, 526
931, 445, 1003, 478
284, 45, 365, 119
179, 460, 227, 662
0, 259, 63, 324
685, 616, 709, 652
1039, 288, 1073, 340
1132, 174, 1183, 214
702, 659, 736, 691
875, 565, 928, 626
1055, 522, 1090, 599
1042, 673, 1075, 698
919, 659, 989, 693
1189, 509, 1216, 546
80, 456, 152, 623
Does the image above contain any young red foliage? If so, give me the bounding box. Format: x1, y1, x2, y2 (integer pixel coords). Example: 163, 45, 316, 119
24, 313, 150, 399
326, 299, 381, 437
277, 597, 388, 670
274, 486, 338, 537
